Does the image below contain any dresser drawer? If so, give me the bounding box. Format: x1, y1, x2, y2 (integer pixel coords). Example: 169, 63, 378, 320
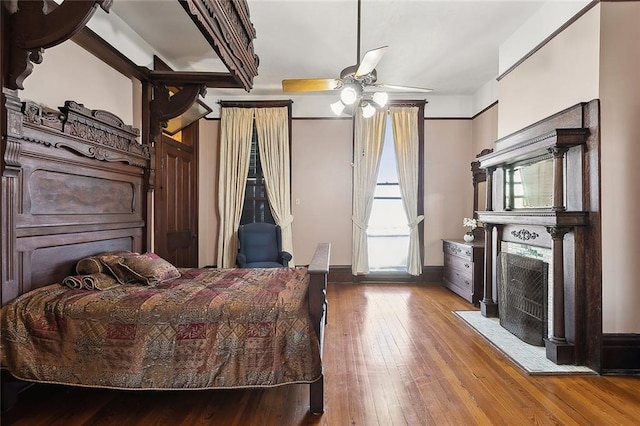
443, 264, 472, 290
445, 253, 473, 275
443, 241, 473, 260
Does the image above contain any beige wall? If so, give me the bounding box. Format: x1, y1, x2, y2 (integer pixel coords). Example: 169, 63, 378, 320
425, 119, 474, 265
291, 119, 354, 265
497, 3, 640, 333
198, 119, 220, 267
471, 103, 498, 155
20, 41, 136, 127
598, 2, 640, 333
497, 5, 600, 138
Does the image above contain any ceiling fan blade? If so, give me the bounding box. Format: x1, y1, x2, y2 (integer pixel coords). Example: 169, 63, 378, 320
373, 83, 433, 93
354, 46, 388, 78
282, 78, 342, 93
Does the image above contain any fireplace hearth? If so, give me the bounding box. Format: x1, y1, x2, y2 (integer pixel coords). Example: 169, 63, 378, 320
497, 252, 548, 346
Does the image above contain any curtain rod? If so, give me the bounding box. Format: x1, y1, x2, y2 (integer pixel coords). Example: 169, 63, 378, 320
218, 100, 293, 108
386, 99, 428, 106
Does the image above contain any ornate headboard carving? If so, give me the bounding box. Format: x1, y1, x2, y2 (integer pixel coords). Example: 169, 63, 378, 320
2, 92, 151, 305
20, 100, 149, 167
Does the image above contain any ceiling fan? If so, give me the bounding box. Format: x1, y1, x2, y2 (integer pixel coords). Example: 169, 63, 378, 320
281, 0, 432, 117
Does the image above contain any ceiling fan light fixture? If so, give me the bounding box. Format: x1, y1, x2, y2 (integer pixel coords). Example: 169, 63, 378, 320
330, 100, 346, 116
361, 102, 376, 118
340, 86, 359, 105
372, 91, 388, 107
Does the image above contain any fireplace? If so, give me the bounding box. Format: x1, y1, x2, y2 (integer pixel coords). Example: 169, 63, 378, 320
475, 101, 602, 368
497, 252, 548, 346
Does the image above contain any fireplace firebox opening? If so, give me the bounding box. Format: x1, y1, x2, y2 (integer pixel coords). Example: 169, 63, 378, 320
497, 252, 548, 346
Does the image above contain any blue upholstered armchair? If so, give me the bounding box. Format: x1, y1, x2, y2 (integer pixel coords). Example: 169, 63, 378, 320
236, 222, 292, 268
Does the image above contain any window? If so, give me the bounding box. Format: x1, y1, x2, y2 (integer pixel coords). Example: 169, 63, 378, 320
219, 101, 291, 225
217, 101, 293, 268
367, 117, 410, 272
241, 125, 275, 225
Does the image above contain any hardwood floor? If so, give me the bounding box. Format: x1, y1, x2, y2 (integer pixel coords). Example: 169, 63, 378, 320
2, 283, 639, 425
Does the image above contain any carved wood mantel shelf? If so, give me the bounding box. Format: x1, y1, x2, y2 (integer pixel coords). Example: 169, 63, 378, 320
477, 128, 589, 169
475, 101, 602, 370
478, 210, 588, 227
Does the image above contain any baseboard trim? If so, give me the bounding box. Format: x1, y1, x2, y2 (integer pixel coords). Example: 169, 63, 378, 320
328, 265, 353, 283
601, 333, 640, 375
327, 265, 443, 284
422, 266, 443, 284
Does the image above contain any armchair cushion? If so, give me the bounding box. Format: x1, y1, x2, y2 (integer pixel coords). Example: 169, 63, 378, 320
236, 222, 291, 268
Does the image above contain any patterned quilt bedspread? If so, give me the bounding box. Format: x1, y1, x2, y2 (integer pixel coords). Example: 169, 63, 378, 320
0, 267, 321, 390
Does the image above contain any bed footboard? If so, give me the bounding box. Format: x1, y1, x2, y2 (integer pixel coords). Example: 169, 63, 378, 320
307, 243, 330, 414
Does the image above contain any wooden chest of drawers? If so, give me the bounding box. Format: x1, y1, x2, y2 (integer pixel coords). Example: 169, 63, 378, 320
442, 239, 484, 305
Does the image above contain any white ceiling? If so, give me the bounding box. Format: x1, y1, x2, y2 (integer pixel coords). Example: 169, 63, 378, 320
105, 0, 552, 116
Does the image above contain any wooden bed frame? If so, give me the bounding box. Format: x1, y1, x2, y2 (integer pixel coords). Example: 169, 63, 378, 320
0, 95, 329, 414
2, 0, 327, 414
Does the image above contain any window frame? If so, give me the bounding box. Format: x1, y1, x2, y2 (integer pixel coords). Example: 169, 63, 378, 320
218, 100, 293, 225
355, 100, 426, 281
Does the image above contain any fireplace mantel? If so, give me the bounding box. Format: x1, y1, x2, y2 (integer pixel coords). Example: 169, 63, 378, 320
475, 101, 602, 370
478, 210, 588, 227
478, 128, 588, 169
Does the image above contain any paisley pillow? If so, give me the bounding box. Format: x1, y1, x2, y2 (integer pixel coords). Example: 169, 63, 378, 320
118, 252, 181, 285
98, 252, 141, 284
76, 250, 134, 275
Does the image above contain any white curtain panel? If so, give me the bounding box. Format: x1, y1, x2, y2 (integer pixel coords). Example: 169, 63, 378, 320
216, 107, 254, 268
390, 106, 424, 276
352, 109, 387, 275
254, 107, 295, 266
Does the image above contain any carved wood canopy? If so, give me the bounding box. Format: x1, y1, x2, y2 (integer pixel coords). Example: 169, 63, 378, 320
2, 0, 262, 165
5, 0, 112, 90
181, 0, 259, 91
4, 0, 258, 92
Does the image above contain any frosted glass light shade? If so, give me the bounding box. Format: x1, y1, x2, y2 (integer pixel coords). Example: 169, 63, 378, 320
340, 86, 358, 105
330, 100, 346, 115
362, 102, 376, 118
372, 91, 388, 107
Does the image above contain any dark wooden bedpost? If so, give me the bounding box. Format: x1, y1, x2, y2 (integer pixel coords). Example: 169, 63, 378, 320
307, 243, 330, 415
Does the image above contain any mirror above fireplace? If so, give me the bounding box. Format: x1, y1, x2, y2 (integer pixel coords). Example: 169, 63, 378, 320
505, 158, 554, 210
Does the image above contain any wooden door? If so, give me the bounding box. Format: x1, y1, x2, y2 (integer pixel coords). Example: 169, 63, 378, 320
154, 127, 198, 267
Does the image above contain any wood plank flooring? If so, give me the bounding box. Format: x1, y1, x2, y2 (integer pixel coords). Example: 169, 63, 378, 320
2, 283, 639, 425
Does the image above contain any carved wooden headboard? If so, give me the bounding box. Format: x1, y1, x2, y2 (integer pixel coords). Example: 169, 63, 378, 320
1, 0, 259, 306
1, 94, 151, 305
